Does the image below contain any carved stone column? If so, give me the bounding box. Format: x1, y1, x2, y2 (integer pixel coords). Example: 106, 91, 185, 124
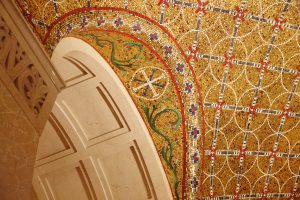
0, 1, 63, 200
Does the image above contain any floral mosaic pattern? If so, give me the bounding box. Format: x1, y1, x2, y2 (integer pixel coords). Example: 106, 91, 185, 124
14, 0, 300, 199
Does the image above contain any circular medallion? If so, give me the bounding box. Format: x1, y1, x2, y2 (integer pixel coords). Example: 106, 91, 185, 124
130, 66, 169, 100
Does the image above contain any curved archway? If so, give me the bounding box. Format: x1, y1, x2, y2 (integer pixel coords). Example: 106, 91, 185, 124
24, 6, 207, 198
33, 37, 174, 200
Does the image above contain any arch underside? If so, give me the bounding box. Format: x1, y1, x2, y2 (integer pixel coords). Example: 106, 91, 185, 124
14, 1, 300, 199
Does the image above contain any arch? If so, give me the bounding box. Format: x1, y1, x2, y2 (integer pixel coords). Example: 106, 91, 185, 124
33, 37, 175, 200
38, 8, 207, 197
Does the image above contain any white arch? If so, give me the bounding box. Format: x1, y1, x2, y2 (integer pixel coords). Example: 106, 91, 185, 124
33, 37, 173, 200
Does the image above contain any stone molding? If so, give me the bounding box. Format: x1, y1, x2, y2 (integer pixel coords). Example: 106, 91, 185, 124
0, 1, 63, 132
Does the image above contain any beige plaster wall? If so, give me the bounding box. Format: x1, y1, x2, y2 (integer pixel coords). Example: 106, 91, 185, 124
0, 80, 39, 200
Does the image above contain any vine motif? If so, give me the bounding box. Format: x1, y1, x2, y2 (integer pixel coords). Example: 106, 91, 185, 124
143, 104, 181, 200
80, 33, 143, 72
0, 16, 48, 116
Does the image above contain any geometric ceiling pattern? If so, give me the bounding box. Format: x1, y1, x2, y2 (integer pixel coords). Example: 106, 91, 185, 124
14, 0, 299, 199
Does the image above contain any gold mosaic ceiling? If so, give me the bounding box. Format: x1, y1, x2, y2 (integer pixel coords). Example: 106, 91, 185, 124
14, 0, 300, 199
